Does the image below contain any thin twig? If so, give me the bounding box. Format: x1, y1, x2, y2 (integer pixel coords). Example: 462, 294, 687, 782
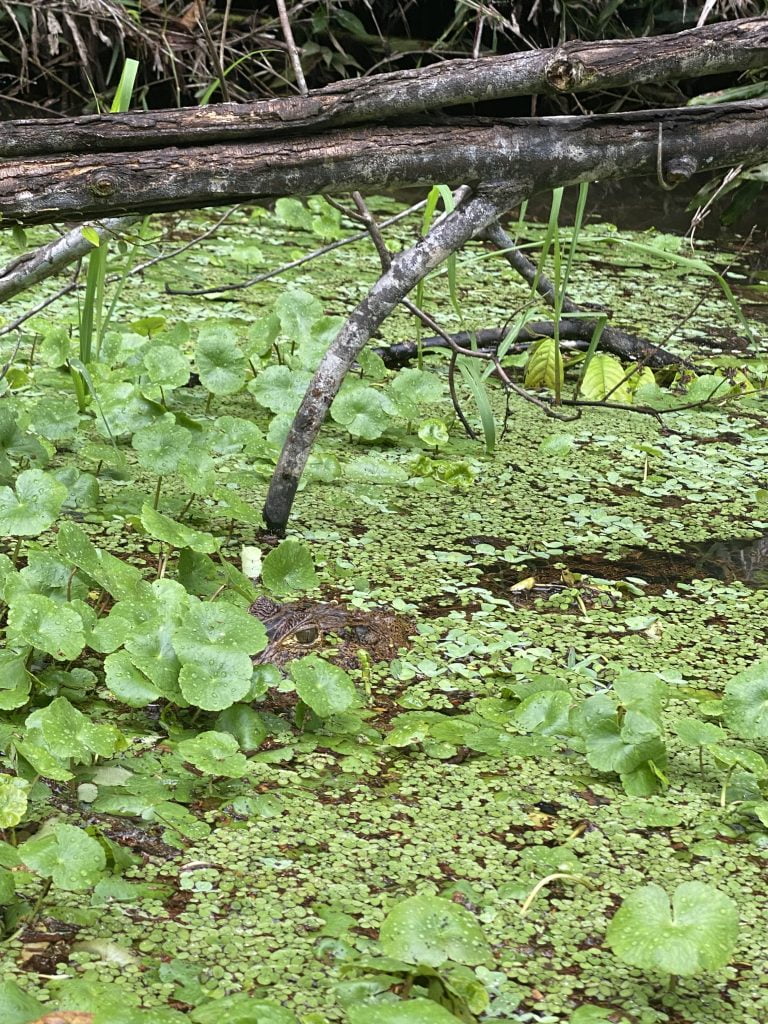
199, 3, 231, 103
276, 0, 308, 96
166, 200, 427, 296
0, 207, 240, 338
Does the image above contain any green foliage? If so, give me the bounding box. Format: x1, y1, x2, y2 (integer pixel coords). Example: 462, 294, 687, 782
347, 1002, 461, 1024
289, 655, 358, 717
0, 469, 67, 536
524, 337, 563, 391
0, 194, 766, 1019
262, 538, 318, 595
0, 980, 45, 1024
0, 774, 29, 828
606, 882, 739, 977
570, 672, 669, 795
20, 822, 107, 891
195, 324, 247, 396
579, 353, 631, 402
140, 504, 219, 554
722, 659, 768, 740
176, 731, 250, 777
331, 386, 398, 440
379, 894, 490, 968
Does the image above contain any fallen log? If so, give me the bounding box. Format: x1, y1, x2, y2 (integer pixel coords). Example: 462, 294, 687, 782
1, 103, 767, 224
0, 17, 765, 158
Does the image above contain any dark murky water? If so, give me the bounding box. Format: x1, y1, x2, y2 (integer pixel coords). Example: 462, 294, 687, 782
478, 530, 768, 597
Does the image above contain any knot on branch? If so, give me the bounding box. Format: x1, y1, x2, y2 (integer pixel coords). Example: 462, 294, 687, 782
544, 54, 585, 92
663, 154, 699, 184
89, 173, 119, 198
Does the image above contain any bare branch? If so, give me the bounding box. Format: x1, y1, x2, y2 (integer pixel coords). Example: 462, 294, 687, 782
2, 103, 766, 225
263, 182, 527, 533
1, 17, 766, 157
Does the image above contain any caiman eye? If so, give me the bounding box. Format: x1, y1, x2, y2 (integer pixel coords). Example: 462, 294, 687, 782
294, 626, 319, 644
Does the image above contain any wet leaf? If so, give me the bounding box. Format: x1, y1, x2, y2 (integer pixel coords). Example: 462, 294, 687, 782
261, 538, 318, 595
140, 504, 219, 554
177, 731, 249, 777
379, 893, 490, 968
0, 773, 30, 828
289, 655, 358, 717
20, 823, 106, 892
195, 325, 246, 395
0, 469, 67, 536
723, 659, 768, 739
606, 881, 739, 976
331, 386, 397, 440
7, 595, 85, 661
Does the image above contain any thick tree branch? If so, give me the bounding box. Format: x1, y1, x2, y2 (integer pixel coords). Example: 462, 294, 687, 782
0, 216, 138, 302
263, 182, 527, 533
1, 103, 767, 225
0, 17, 765, 158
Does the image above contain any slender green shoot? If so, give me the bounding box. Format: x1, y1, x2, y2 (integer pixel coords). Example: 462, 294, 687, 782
78, 59, 139, 366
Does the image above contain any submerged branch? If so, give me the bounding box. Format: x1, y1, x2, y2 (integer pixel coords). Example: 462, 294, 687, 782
375, 320, 690, 369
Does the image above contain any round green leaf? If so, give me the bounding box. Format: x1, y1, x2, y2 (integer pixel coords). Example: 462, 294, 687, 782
674, 717, 727, 747
195, 325, 246, 395
275, 286, 323, 344
289, 654, 358, 718
418, 419, 450, 448
331, 386, 397, 439
30, 397, 81, 441
133, 415, 192, 475
0, 773, 30, 828
723, 659, 768, 739
347, 1001, 461, 1024
0, 469, 67, 536
390, 368, 445, 419
175, 601, 267, 656
261, 538, 318, 595
248, 365, 312, 415
379, 893, 491, 968
20, 822, 106, 891
178, 657, 253, 711
606, 882, 739, 977
7, 594, 85, 660
177, 731, 249, 778
143, 344, 191, 389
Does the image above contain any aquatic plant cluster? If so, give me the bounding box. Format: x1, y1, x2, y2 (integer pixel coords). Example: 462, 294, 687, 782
0, 195, 767, 1023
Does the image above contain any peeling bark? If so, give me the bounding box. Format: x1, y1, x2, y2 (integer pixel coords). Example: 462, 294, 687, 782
1, 17, 765, 158
1, 102, 766, 225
